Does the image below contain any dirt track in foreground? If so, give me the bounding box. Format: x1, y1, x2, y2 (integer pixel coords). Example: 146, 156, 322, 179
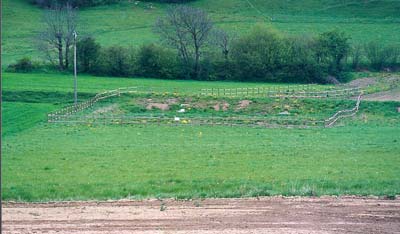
2, 196, 400, 234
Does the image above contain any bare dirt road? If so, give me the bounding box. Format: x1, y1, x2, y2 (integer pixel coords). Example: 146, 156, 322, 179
2, 196, 400, 234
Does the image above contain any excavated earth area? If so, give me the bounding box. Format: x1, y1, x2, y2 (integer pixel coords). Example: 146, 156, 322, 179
2, 196, 400, 234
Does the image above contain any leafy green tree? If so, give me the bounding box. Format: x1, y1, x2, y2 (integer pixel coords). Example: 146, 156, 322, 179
231, 25, 287, 82
314, 30, 350, 78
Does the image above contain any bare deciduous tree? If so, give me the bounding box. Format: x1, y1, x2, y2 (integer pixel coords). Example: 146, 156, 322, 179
211, 29, 234, 60
39, 4, 77, 70
155, 6, 213, 79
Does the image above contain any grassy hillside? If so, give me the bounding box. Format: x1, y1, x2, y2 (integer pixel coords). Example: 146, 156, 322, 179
2, 72, 332, 94
3, 0, 400, 65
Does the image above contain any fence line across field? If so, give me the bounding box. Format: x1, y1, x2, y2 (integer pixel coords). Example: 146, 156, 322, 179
324, 93, 362, 127
199, 87, 361, 98
47, 86, 364, 127
50, 115, 327, 128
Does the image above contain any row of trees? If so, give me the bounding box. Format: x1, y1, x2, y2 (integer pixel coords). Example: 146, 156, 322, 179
30, 0, 120, 8
30, 0, 197, 8
9, 5, 400, 83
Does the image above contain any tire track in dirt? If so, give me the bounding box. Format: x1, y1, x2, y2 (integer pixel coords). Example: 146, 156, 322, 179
2, 196, 400, 234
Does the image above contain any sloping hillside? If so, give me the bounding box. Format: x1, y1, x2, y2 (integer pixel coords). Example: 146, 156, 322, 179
3, 0, 400, 65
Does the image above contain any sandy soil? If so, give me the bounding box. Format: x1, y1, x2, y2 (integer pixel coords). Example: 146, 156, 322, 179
2, 196, 400, 234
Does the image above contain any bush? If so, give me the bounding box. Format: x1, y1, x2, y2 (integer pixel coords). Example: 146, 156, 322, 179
231, 25, 287, 82
364, 42, 400, 71
142, 0, 196, 2
76, 37, 101, 73
349, 44, 363, 70
136, 44, 180, 79
229, 25, 326, 83
282, 37, 326, 83
203, 57, 236, 81
92, 46, 135, 77
313, 30, 350, 81
30, 0, 120, 8
6, 57, 35, 73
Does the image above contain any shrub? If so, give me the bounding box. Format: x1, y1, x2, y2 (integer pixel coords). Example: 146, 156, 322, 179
349, 44, 363, 70
142, 0, 196, 2
203, 57, 236, 81
230, 25, 287, 82
6, 57, 35, 73
92, 46, 135, 77
76, 37, 101, 73
282, 37, 325, 83
136, 44, 180, 79
313, 30, 350, 81
30, 0, 120, 8
364, 42, 400, 71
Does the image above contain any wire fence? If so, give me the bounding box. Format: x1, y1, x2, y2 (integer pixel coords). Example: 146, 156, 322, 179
48, 87, 138, 122
324, 94, 362, 127
198, 87, 361, 98
48, 85, 364, 128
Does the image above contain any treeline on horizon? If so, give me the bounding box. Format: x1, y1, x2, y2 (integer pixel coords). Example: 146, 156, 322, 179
29, 0, 195, 8
9, 4, 400, 84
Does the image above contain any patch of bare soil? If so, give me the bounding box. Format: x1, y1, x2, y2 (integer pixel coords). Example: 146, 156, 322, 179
236, 100, 252, 110
2, 196, 400, 234
166, 98, 179, 105
92, 104, 118, 115
213, 102, 230, 111
347, 77, 377, 88
146, 103, 169, 111
362, 89, 400, 102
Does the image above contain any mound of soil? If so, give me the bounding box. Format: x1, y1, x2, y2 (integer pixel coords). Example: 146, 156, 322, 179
236, 100, 252, 110
146, 103, 169, 111
213, 102, 230, 111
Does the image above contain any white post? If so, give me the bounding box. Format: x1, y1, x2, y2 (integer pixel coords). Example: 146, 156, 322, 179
73, 31, 78, 108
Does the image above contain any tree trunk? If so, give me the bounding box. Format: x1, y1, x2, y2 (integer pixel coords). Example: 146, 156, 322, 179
194, 44, 200, 80
65, 43, 70, 69
57, 37, 64, 70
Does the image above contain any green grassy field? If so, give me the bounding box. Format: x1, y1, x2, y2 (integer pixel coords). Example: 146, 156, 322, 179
2, 0, 400, 201
2, 72, 335, 94
2, 71, 400, 201
2, 122, 400, 201
3, 0, 400, 65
